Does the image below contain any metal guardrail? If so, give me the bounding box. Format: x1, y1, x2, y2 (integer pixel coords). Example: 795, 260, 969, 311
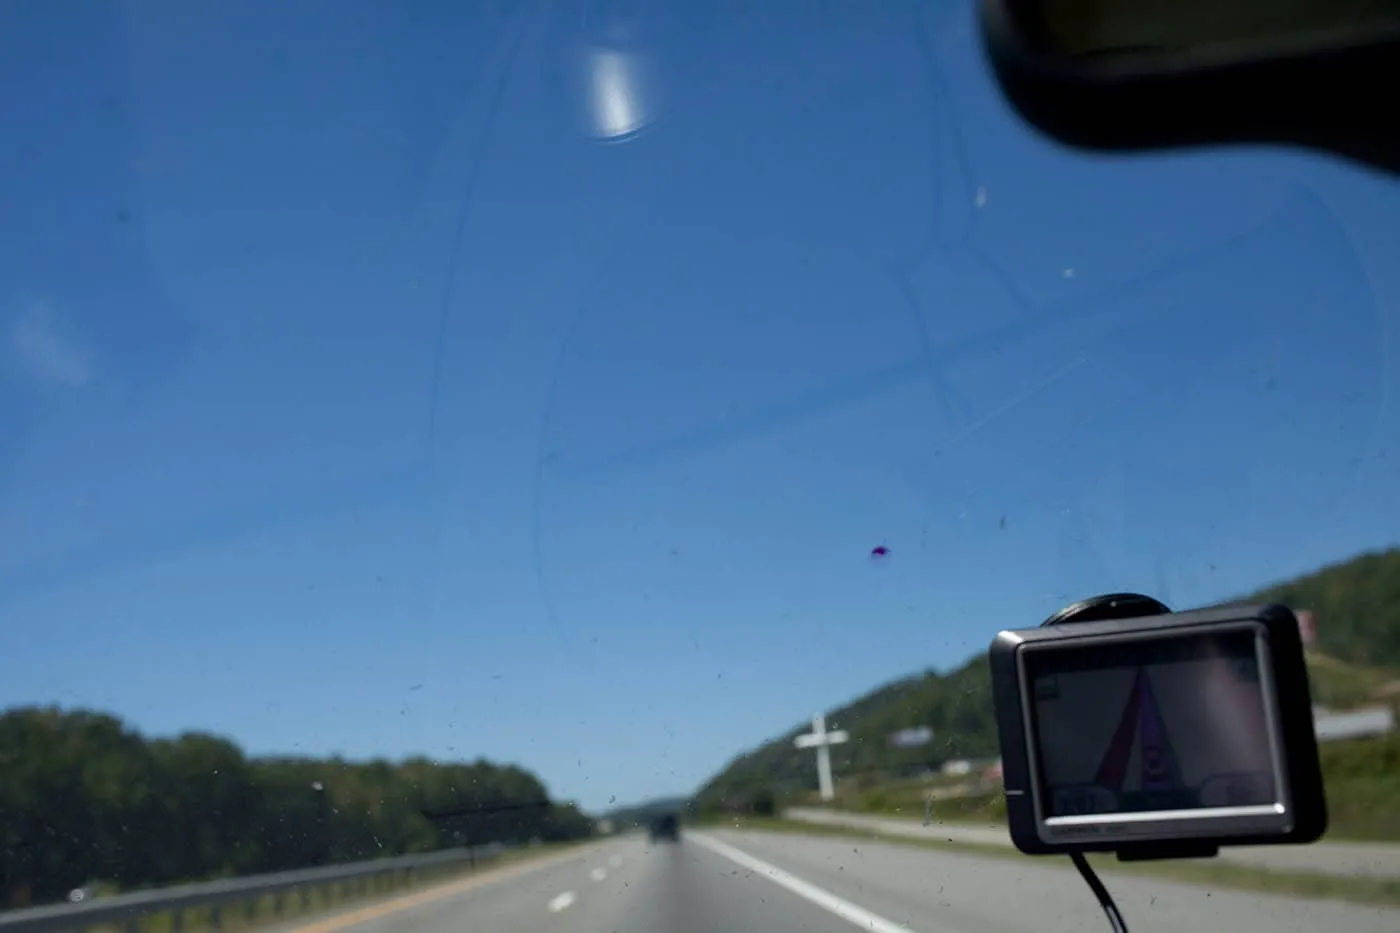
0, 843, 511, 933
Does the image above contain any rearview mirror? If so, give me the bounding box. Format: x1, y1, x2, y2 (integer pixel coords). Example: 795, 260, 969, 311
978, 0, 1400, 176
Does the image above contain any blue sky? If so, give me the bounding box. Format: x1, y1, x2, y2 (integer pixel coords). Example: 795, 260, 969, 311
2, 0, 1399, 812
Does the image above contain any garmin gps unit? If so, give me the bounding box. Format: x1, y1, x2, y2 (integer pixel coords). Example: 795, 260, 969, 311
990, 599, 1326, 857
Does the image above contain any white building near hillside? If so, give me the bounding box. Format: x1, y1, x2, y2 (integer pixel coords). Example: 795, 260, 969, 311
1313, 705, 1396, 742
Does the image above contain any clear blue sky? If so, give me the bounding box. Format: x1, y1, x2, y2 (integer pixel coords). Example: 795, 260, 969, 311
2, 1, 1399, 812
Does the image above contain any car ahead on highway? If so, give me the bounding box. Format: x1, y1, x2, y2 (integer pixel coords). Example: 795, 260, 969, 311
648, 813, 680, 843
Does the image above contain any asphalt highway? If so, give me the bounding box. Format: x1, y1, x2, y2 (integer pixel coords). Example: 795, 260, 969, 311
282, 828, 1400, 933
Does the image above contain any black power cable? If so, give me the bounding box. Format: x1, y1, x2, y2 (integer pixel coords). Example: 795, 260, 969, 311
1070, 852, 1130, 933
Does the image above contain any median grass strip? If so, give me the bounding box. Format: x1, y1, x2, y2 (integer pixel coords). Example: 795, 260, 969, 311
723, 817, 1400, 909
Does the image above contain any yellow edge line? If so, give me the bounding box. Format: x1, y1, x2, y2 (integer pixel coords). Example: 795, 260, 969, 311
286, 844, 598, 933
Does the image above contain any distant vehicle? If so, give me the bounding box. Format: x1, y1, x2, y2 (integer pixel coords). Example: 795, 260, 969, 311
647, 812, 680, 843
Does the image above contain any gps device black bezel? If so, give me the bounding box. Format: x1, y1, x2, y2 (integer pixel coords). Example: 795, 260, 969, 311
990, 596, 1327, 861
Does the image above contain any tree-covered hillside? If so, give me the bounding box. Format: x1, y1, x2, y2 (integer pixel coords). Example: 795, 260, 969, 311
1248, 548, 1400, 667
692, 657, 995, 812
0, 708, 593, 908
694, 547, 1400, 812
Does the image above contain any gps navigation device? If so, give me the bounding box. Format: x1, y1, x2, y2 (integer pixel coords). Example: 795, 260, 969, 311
990, 600, 1326, 857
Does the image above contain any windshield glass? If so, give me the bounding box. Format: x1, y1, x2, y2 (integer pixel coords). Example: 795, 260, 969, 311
2, 3, 1398, 932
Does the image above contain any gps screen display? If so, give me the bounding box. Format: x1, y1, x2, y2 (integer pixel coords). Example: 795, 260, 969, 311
1026, 629, 1280, 818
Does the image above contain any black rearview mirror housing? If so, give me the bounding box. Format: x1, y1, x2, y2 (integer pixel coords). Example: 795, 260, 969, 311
978, 0, 1400, 177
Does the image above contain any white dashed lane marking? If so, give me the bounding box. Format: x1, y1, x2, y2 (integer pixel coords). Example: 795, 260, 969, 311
689, 833, 919, 933
547, 891, 576, 913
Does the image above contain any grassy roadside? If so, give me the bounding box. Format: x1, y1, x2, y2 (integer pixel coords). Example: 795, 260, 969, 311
707, 817, 1400, 910
825, 748, 1400, 843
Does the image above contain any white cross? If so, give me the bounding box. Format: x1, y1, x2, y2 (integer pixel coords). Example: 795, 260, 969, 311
794, 713, 849, 801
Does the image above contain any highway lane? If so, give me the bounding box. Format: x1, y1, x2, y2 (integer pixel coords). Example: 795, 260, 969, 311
285, 828, 1399, 933
711, 828, 1400, 932
277, 834, 860, 933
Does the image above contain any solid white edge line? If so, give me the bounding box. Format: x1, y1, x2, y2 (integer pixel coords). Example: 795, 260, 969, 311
547, 891, 576, 912
689, 833, 919, 933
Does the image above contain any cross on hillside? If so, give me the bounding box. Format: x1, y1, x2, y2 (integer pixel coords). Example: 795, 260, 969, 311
794, 713, 849, 801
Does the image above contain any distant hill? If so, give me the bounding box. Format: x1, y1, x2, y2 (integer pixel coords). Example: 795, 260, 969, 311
693, 547, 1400, 812
1247, 548, 1400, 667
692, 657, 995, 812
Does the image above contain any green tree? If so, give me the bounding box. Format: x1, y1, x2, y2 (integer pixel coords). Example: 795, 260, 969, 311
0, 708, 593, 908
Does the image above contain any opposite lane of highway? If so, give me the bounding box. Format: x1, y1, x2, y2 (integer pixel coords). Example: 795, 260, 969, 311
299, 829, 1399, 933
